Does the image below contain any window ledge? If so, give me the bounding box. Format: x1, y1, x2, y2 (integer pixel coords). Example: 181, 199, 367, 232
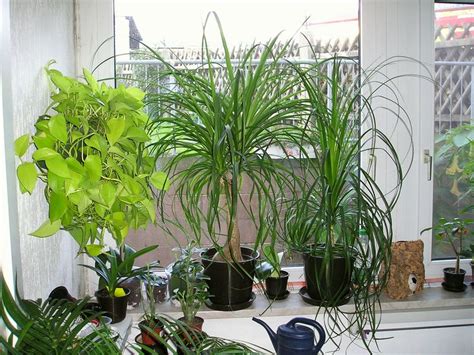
128, 284, 474, 322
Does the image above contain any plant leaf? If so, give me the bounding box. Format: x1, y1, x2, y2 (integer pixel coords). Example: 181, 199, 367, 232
32, 147, 60, 161
14, 134, 30, 157
49, 191, 68, 221
99, 182, 116, 209
48, 114, 68, 144
45, 157, 70, 178
150, 171, 170, 191
84, 155, 102, 182
17, 163, 37, 194
106, 118, 125, 146
85, 244, 104, 257
30, 219, 61, 238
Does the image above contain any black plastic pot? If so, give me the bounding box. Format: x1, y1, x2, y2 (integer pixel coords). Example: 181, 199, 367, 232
265, 271, 289, 299
303, 252, 353, 306
120, 277, 141, 306
201, 247, 259, 307
95, 288, 130, 323
443, 267, 466, 291
471, 262, 474, 286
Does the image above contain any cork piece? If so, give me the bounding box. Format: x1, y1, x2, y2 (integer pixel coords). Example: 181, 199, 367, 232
383, 240, 425, 300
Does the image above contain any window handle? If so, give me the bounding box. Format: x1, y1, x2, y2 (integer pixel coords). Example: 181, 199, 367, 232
423, 149, 432, 181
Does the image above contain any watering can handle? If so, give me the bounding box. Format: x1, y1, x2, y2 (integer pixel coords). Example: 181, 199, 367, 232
287, 317, 326, 353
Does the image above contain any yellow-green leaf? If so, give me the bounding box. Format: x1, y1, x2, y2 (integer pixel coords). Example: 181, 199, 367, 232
106, 118, 125, 146
150, 171, 171, 191
83, 68, 98, 92
14, 134, 30, 157
30, 219, 61, 238
84, 154, 102, 182
85, 244, 104, 257
17, 162, 37, 194
141, 198, 156, 223
49, 191, 68, 221
99, 182, 116, 209
48, 114, 68, 144
45, 157, 70, 178
33, 147, 60, 161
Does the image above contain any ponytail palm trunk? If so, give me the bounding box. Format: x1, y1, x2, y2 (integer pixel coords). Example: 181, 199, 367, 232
146, 13, 305, 261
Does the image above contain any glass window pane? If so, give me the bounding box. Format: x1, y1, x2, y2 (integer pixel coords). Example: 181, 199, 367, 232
114, 0, 359, 267
433, 3, 474, 260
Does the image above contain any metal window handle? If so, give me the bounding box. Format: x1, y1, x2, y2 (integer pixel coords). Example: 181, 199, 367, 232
423, 149, 432, 181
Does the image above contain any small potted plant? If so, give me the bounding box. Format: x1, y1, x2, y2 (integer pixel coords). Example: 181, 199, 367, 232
136, 268, 167, 353
80, 245, 158, 323
256, 245, 288, 300
423, 217, 473, 292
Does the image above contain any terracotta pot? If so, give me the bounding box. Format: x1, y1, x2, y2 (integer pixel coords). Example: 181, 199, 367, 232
178, 316, 204, 332
139, 319, 163, 346
135, 334, 168, 355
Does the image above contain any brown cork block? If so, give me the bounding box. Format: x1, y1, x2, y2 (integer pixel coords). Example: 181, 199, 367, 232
383, 240, 425, 300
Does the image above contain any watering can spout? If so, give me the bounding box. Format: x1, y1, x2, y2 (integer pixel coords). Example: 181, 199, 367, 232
252, 317, 278, 351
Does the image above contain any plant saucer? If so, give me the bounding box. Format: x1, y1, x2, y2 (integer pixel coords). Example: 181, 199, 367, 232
441, 282, 467, 292
267, 290, 290, 301
299, 287, 352, 306
204, 292, 256, 311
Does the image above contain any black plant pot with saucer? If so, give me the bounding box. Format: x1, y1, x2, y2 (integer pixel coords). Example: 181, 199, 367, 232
265, 270, 289, 300
201, 247, 259, 310
442, 267, 466, 292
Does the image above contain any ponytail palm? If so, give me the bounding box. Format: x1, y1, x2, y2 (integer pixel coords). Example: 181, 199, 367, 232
146, 14, 305, 261
284, 57, 413, 349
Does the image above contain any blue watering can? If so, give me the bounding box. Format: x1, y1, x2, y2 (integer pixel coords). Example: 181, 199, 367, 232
252, 317, 325, 355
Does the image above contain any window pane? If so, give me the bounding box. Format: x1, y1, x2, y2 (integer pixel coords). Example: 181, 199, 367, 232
433, 3, 474, 260
114, 0, 359, 266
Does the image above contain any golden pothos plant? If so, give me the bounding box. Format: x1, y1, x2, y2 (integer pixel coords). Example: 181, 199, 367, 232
14, 62, 169, 255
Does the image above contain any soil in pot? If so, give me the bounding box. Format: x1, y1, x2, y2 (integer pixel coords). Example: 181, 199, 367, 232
139, 319, 164, 346
135, 334, 168, 355
95, 288, 130, 323
442, 267, 466, 291
265, 270, 289, 299
201, 247, 259, 308
303, 252, 353, 306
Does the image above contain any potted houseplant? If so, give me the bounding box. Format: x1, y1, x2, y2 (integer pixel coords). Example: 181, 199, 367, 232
146, 13, 304, 309
14, 63, 169, 255
282, 56, 413, 348
0, 273, 120, 354
136, 268, 167, 353
170, 243, 209, 331
256, 245, 288, 300
423, 217, 473, 291
80, 244, 158, 323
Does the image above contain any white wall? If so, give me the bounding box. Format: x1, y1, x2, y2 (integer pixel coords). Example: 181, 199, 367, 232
7, 0, 114, 300
9, 0, 81, 300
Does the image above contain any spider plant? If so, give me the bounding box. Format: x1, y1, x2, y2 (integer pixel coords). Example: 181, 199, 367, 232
0, 272, 119, 354
282, 56, 413, 350
145, 13, 305, 262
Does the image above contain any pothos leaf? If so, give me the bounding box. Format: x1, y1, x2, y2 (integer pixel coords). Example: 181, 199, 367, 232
30, 219, 61, 238
17, 163, 37, 194
150, 171, 171, 191
14, 134, 30, 158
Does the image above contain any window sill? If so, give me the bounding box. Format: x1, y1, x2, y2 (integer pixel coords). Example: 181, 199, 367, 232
127, 283, 474, 322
